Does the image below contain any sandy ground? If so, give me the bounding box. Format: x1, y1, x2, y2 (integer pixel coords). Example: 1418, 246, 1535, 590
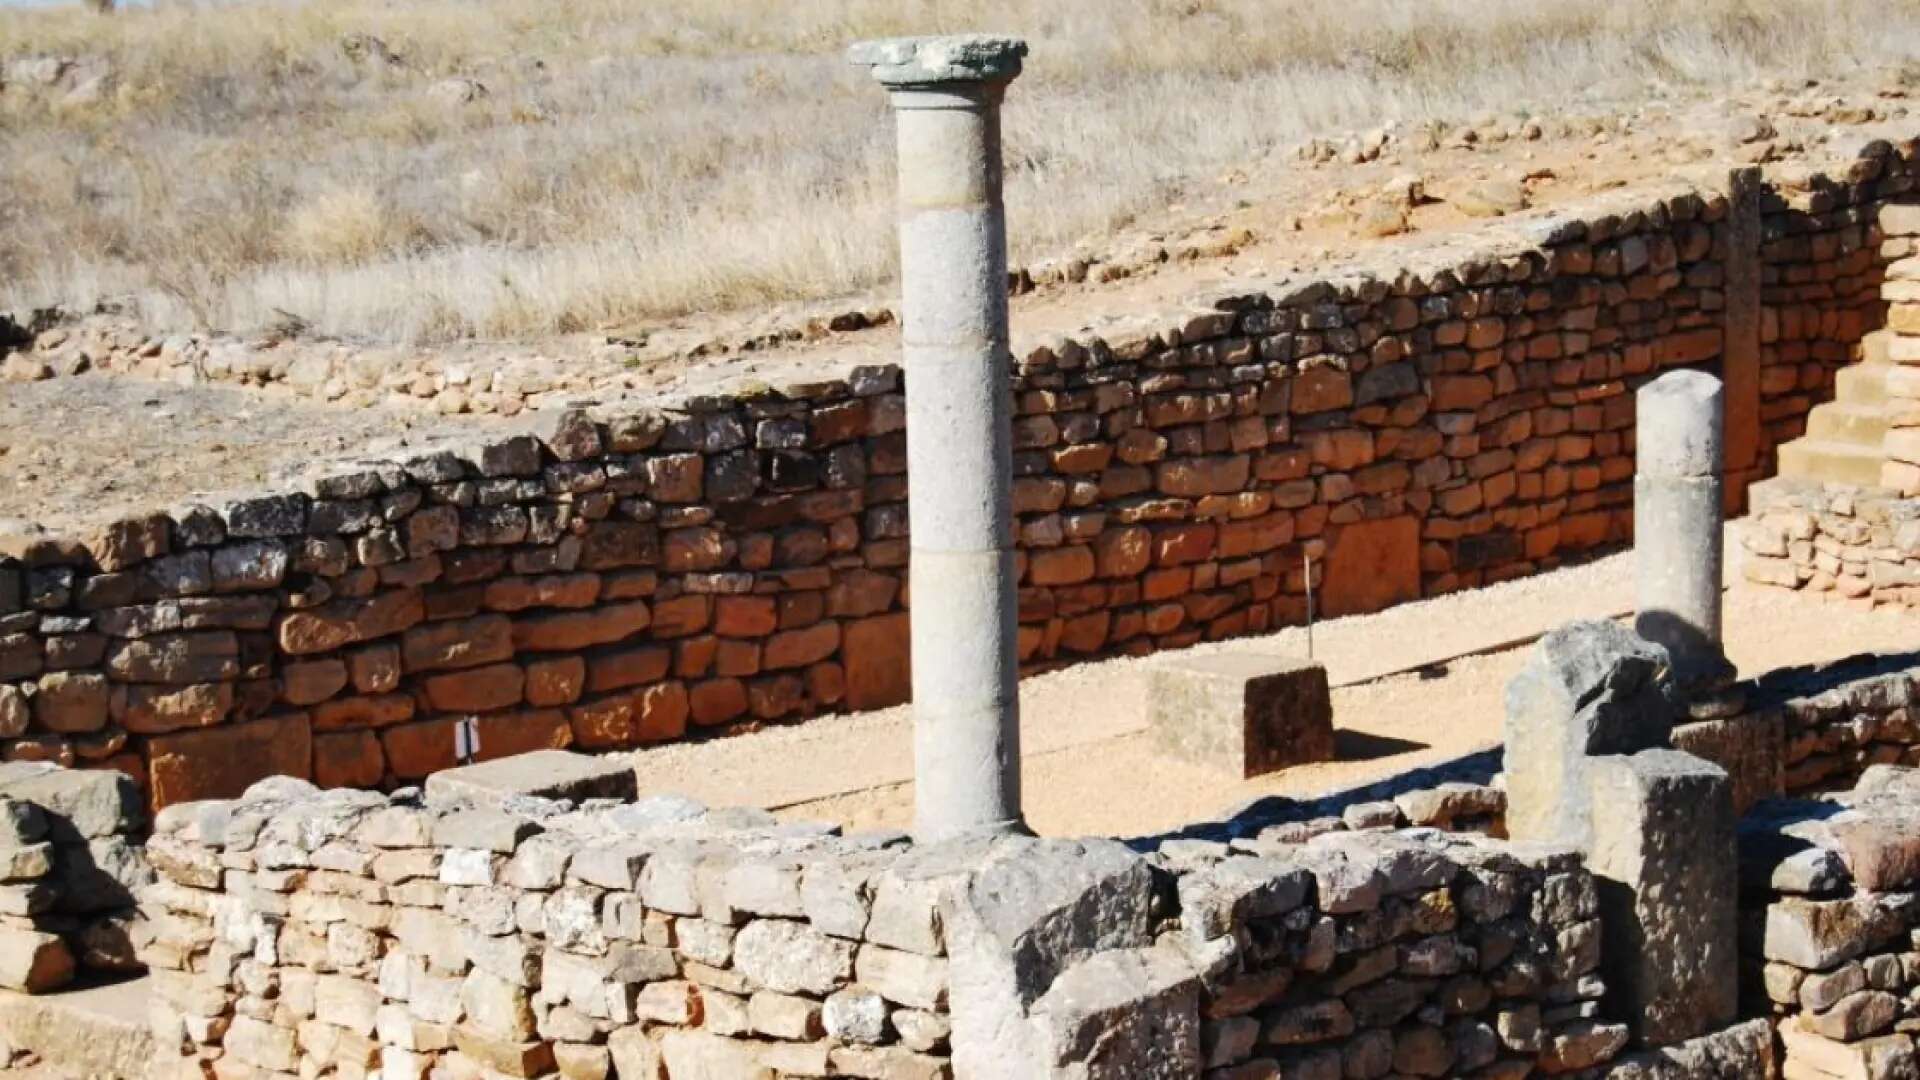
0, 374, 516, 532
630, 536, 1920, 839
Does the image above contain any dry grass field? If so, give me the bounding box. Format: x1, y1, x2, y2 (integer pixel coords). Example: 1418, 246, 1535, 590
3, 0, 1919, 343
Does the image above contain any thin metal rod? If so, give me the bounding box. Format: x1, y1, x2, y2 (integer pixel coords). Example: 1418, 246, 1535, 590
1304, 549, 1316, 661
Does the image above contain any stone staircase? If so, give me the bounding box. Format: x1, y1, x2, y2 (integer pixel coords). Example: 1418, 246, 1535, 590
1775, 330, 1897, 488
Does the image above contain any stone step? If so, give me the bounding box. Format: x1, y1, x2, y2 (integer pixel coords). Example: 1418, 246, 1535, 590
1857, 329, 1897, 367
1834, 362, 1891, 407
1806, 402, 1892, 446
1777, 438, 1889, 487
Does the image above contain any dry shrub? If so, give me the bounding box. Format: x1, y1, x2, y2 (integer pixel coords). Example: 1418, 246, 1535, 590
282, 187, 397, 265
0, 0, 1917, 341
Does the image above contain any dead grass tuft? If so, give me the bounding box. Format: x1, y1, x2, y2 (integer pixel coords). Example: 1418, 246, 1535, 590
1, 0, 1918, 341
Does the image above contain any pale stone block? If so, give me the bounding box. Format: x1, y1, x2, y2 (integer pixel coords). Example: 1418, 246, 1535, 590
1585, 749, 1737, 1047
1147, 654, 1333, 778
424, 749, 636, 807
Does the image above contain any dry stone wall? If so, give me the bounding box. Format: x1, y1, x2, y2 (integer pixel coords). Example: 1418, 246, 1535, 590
1741, 477, 1920, 608
1739, 765, 1920, 1078
136, 772, 1664, 1080
4, 138, 1920, 810
1673, 652, 1920, 815
143, 779, 956, 1080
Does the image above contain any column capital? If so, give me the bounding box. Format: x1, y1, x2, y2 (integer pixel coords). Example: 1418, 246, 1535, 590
847, 34, 1027, 89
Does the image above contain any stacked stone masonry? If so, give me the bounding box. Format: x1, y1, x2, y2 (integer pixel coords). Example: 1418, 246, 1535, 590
1739, 765, 1920, 1079
143, 779, 958, 1080
0, 760, 150, 993
5, 137, 1920, 810
136, 772, 1663, 1080
1740, 198, 1920, 607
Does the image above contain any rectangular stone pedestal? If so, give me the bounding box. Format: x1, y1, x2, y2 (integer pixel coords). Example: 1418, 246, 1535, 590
1587, 749, 1738, 1048
423, 749, 637, 807
1147, 654, 1333, 778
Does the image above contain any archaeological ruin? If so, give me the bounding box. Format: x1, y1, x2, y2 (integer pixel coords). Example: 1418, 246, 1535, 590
9, 27, 1920, 1080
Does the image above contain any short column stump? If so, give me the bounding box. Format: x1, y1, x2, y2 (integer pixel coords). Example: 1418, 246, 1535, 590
1148, 653, 1334, 777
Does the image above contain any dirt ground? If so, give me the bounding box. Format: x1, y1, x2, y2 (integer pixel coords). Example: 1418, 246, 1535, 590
0, 374, 517, 533
630, 540, 1920, 838
3, 73, 1912, 534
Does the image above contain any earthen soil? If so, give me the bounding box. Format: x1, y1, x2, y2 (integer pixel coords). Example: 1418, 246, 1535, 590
0, 375, 514, 533
630, 541, 1920, 838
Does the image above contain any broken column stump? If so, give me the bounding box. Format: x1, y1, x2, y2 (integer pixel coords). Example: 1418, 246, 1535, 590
1502, 619, 1676, 850
1147, 654, 1333, 778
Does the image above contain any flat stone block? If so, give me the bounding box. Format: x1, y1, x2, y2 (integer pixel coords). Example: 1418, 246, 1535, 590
1148, 654, 1333, 778
424, 749, 637, 808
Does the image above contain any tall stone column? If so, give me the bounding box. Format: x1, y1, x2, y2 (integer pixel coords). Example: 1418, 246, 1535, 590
1634, 370, 1738, 711
850, 35, 1028, 841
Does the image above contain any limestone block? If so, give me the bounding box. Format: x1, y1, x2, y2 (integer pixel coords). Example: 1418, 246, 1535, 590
0, 927, 73, 992
146, 713, 312, 810
1319, 515, 1420, 617
731, 918, 855, 995
0, 763, 143, 841
1765, 896, 1909, 970
1148, 654, 1333, 778
1602, 1017, 1774, 1079
945, 837, 1157, 1077
1028, 945, 1202, 1078
1585, 750, 1737, 1047
1780, 1017, 1918, 1080
1503, 620, 1675, 850
423, 749, 637, 808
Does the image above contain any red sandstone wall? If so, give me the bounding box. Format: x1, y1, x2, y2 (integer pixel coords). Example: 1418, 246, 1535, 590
2, 137, 1916, 809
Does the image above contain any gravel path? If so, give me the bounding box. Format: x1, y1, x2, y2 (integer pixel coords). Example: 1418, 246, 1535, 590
631, 539, 1920, 838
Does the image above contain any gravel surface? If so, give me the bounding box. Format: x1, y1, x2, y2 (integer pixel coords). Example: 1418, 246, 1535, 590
0, 374, 516, 533
630, 541, 1920, 838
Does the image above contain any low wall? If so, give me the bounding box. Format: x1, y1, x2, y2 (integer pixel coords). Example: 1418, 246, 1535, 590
139, 773, 1647, 1080
1672, 652, 1920, 814
2, 137, 1917, 810
143, 780, 957, 1080
1741, 477, 1920, 609
1740, 766, 1920, 1077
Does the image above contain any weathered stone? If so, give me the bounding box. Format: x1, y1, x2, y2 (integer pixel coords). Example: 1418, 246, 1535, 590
423, 750, 636, 807
1504, 620, 1675, 850
732, 918, 855, 995
1028, 945, 1201, 1078
1148, 654, 1332, 778
1765, 895, 1907, 970
0, 763, 142, 839
946, 837, 1157, 1077
1585, 750, 1737, 1048
147, 713, 312, 809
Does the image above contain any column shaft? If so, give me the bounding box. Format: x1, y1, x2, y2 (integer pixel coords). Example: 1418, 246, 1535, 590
1633, 371, 1734, 696
851, 36, 1027, 841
